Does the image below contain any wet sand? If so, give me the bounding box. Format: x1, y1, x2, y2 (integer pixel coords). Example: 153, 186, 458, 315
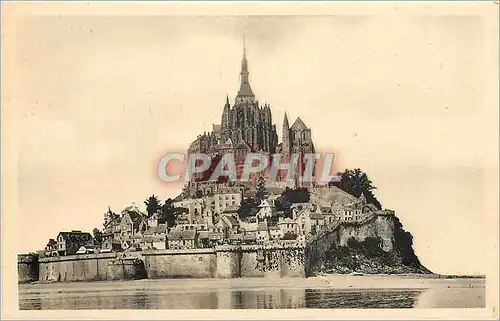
19, 274, 485, 293
18, 275, 485, 309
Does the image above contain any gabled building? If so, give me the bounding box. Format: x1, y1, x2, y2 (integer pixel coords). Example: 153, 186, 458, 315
167, 230, 197, 250
56, 230, 94, 256
295, 209, 312, 236
119, 204, 147, 241
215, 214, 239, 239
45, 239, 58, 257
256, 199, 273, 222
277, 217, 298, 236
101, 238, 123, 253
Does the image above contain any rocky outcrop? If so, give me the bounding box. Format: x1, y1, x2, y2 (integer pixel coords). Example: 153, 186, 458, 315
306, 214, 431, 276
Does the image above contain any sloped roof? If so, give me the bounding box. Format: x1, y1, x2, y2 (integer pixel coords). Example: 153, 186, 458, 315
258, 199, 271, 208
290, 117, 308, 131
144, 224, 167, 235
222, 215, 238, 226
268, 225, 280, 231
168, 229, 196, 240
310, 213, 325, 220
278, 218, 296, 225
143, 235, 166, 243
57, 231, 93, 244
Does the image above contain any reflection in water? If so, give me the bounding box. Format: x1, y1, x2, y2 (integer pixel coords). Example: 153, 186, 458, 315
19, 281, 485, 310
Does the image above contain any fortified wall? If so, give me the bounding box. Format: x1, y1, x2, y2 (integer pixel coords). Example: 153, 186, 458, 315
35, 244, 305, 283
29, 216, 394, 282
141, 243, 305, 279
38, 252, 118, 282
18, 254, 39, 284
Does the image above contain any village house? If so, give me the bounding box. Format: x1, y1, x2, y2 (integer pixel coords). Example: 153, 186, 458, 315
214, 214, 239, 239
213, 190, 242, 214
277, 217, 298, 235
256, 199, 273, 222
56, 230, 94, 256
229, 233, 244, 245
316, 206, 337, 225
242, 233, 257, 245
310, 212, 326, 234
76, 245, 98, 255
240, 217, 258, 235
101, 238, 123, 253
167, 230, 197, 250
44, 239, 58, 257
268, 225, 283, 241
342, 202, 362, 222
197, 231, 223, 248
142, 223, 167, 250
119, 203, 147, 238
173, 198, 205, 222
256, 221, 270, 243
331, 201, 344, 220
295, 209, 312, 236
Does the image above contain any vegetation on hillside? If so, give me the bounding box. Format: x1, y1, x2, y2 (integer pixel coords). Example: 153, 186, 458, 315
321, 168, 429, 274
312, 236, 431, 275
330, 168, 382, 209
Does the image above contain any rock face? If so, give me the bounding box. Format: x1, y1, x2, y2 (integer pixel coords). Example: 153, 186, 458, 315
306, 214, 430, 276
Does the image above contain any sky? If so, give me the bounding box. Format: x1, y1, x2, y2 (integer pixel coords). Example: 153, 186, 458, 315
12, 13, 498, 275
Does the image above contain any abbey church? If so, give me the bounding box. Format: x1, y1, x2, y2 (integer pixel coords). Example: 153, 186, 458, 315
188, 40, 315, 182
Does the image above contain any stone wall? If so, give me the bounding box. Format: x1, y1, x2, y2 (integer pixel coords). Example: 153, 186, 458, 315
18, 254, 39, 284
142, 249, 217, 279
240, 244, 305, 278
305, 214, 395, 276
107, 258, 147, 281
338, 215, 395, 251
35, 244, 306, 283
38, 253, 117, 282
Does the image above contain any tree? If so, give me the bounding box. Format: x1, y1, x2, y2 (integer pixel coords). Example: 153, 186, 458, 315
93, 228, 103, 245
238, 197, 260, 219
254, 176, 268, 202
331, 168, 382, 209
274, 187, 311, 219
160, 198, 176, 227
144, 194, 162, 218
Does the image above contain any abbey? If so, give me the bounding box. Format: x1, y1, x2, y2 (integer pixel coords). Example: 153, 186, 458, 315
188, 41, 315, 177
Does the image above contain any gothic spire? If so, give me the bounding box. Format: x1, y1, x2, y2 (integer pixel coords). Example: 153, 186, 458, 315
283, 112, 289, 129
236, 31, 255, 102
